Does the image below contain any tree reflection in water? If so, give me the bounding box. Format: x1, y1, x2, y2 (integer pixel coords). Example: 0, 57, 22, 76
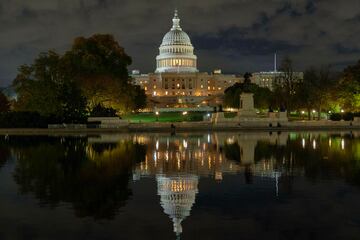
0, 136, 11, 169
8, 136, 146, 220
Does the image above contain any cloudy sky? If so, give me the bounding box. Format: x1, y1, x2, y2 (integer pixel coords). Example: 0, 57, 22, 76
0, 0, 359, 87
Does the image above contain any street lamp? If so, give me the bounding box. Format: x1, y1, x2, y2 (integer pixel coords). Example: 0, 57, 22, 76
155, 111, 159, 122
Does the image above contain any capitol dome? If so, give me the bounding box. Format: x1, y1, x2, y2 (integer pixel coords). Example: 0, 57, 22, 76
155, 10, 198, 73
157, 174, 199, 238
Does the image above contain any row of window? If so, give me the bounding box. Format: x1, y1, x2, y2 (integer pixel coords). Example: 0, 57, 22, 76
157, 58, 195, 68
164, 83, 193, 89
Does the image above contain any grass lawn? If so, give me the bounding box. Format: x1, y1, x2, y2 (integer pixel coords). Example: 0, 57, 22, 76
122, 112, 207, 123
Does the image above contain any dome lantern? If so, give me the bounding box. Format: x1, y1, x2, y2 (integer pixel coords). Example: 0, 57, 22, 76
171, 9, 182, 31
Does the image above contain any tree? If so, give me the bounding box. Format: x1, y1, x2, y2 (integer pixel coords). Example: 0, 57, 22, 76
63, 34, 132, 80
274, 56, 301, 115
224, 81, 273, 110
13, 51, 88, 123
296, 66, 335, 119
13, 34, 146, 121
62, 34, 146, 113
0, 92, 10, 112
57, 81, 88, 123
338, 60, 360, 112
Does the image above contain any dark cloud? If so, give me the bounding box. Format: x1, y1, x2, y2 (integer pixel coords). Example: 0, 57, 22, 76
0, 0, 359, 86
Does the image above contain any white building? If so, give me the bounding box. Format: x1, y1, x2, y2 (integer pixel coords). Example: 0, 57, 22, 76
131, 10, 242, 108
131, 10, 303, 108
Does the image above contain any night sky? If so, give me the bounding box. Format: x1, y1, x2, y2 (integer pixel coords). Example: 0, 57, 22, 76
0, 0, 359, 87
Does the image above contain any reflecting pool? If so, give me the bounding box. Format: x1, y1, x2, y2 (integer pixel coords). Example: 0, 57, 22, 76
0, 131, 360, 239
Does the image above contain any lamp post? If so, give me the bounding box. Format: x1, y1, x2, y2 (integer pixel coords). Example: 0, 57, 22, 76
156, 111, 160, 122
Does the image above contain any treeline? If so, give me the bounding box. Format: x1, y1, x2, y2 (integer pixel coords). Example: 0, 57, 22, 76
224, 57, 360, 119
0, 34, 146, 125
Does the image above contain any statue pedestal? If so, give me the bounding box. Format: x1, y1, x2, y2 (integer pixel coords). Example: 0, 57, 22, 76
238, 93, 257, 118
278, 111, 288, 121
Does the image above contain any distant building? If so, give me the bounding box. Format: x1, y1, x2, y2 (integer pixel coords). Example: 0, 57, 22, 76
251, 54, 303, 91
251, 71, 304, 91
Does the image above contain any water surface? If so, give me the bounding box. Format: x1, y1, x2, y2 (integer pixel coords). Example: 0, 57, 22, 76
0, 132, 360, 240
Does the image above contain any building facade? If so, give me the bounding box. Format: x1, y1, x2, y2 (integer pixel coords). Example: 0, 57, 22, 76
251, 71, 304, 91
131, 10, 303, 109
132, 10, 242, 108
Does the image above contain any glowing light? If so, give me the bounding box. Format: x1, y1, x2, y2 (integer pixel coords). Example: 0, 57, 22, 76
182, 111, 188, 115
312, 139, 316, 149
156, 140, 159, 150
302, 138, 305, 148
155, 111, 159, 115
341, 139, 345, 150
183, 139, 188, 149
341, 109, 345, 113
329, 138, 332, 147
301, 111, 305, 114
312, 110, 316, 113
207, 134, 211, 143
153, 151, 157, 162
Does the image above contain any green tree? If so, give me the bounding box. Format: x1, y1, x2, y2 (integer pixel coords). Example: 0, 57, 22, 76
224, 82, 272, 110
13, 51, 87, 123
0, 92, 10, 112
338, 60, 360, 112
296, 66, 335, 119
63, 34, 146, 113
57, 81, 88, 123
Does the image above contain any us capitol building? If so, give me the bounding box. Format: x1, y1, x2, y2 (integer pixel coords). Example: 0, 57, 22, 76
131, 10, 302, 109
131, 10, 242, 108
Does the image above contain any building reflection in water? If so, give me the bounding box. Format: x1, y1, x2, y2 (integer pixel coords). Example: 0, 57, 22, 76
157, 174, 198, 238
132, 132, 288, 238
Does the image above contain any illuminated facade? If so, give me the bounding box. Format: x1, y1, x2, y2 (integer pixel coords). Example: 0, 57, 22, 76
131, 10, 303, 108
132, 10, 242, 108
251, 71, 304, 91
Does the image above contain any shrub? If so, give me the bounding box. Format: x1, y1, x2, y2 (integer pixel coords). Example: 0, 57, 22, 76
90, 104, 118, 117
330, 113, 342, 121
187, 114, 203, 122
0, 112, 48, 128
343, 112, 354, 121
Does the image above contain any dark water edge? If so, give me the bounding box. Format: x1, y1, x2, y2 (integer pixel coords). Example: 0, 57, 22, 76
0, 131, 359, 240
